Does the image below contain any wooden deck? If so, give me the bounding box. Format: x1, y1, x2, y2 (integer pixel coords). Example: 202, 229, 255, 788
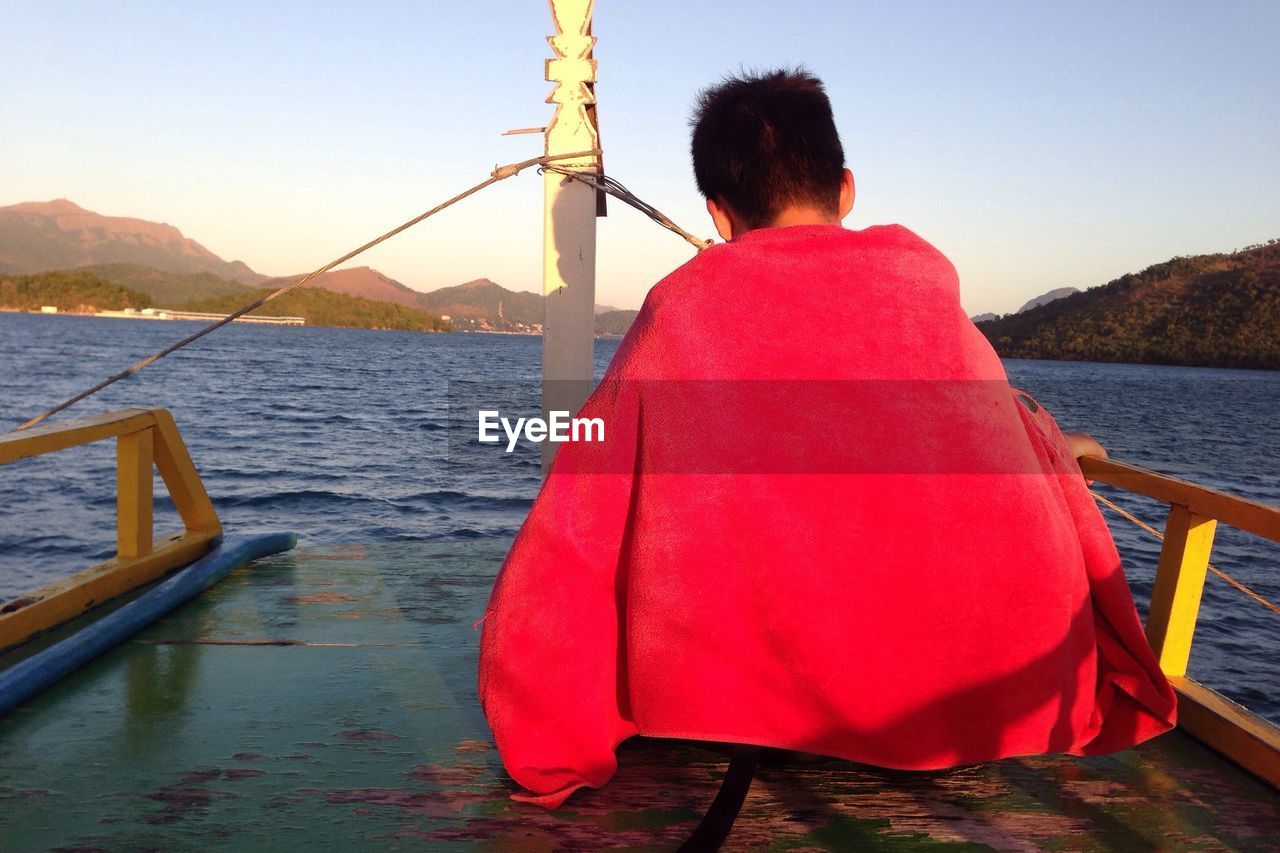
1, 540, 1278, 850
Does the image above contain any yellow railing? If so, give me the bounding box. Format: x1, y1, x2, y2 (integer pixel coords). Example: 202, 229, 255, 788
1082, 456, 1280, 788
0, 408, 221, 651
1, 410, 1276, 786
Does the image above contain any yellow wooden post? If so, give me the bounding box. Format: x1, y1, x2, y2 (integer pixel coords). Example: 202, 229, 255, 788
0, 408, 221, 650
1145, 504, 1217, 676
152, 408, 222, 536
116, 428, 154, 559
0, 408, 156, 464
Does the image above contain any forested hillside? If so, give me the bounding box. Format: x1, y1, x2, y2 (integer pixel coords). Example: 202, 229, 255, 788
183, 287, 452, 332
83, 263, 251, 305
0, 270, 151, 311
978, 241, 1280, 370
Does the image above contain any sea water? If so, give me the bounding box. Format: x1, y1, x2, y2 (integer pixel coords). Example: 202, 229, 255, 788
1, 311, 1277, 724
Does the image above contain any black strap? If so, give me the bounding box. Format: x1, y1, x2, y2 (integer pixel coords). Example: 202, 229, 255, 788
678, 744, 761, 852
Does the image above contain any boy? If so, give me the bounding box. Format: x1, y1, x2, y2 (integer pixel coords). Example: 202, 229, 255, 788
479, 69, 1174, 809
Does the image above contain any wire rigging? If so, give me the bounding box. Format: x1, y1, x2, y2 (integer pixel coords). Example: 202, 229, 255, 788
540, 163, 714, 251
1091, 490, 1280, 616
15, 147, 721, 432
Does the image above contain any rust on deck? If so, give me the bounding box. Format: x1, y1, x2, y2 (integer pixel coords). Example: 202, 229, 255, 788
1, 540, 1277, 850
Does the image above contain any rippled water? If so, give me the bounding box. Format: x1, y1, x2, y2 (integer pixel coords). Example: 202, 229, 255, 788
1, 312, 1277, 724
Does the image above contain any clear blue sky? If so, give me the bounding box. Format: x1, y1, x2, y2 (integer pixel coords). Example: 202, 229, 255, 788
3, 1, 1277, 313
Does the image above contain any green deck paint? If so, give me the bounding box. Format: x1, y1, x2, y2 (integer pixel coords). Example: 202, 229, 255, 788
1, 541, 1277, 850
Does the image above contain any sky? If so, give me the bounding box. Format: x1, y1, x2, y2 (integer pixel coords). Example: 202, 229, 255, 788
3, 1, 1277, 314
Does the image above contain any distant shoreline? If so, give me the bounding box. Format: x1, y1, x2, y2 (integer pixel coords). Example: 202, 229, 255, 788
9, 312, 1268, 362
0, 308, 645, 338
0, 305, 303, 326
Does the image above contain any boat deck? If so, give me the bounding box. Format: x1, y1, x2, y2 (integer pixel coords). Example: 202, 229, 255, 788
1, 540, 1278, 850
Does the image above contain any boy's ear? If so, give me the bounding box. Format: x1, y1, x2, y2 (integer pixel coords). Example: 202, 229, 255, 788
706, 197, 736, 242
838, 168, 855, 219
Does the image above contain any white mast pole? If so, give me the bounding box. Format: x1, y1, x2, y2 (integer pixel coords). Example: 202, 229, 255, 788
542, 0, 600, 476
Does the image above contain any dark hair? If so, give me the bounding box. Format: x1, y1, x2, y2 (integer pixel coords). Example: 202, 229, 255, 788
690, 68, 845, 229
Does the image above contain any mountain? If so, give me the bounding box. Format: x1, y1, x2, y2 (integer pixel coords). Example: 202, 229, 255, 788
182, 287, 451, 332
2, 267, 450, 333
0, 200, 263, 283
0, 269, 152, 312
258, 272, 638, 335
595, 309, 638, 337
259, 266, 422, 309
0, 200, 641, 334
266, 271, 554, 332
416, 278, 544, 330
81, 263, 251, 306
976, 241, 1280, 370
969, 312, 998, 323
1017, 286, 1080, 314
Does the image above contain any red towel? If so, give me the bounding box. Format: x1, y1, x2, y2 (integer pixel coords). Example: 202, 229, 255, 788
478, 223, 1176, 808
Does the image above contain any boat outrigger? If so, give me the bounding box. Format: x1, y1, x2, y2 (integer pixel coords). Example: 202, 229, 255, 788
2, 2, 1278, 849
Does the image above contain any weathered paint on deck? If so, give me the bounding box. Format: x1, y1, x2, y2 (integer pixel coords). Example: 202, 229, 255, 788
1, 540, 1278, 850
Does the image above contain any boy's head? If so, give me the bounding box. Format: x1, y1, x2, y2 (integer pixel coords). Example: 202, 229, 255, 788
691, 68, 852, 238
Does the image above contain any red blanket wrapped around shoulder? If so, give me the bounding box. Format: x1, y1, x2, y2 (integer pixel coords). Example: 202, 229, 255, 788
478, 223, 1176, 808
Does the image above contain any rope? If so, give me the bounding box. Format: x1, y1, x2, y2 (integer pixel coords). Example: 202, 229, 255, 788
13, 149, 600, 431
1091, 490, 1280, 616
540, 163, 714, 252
